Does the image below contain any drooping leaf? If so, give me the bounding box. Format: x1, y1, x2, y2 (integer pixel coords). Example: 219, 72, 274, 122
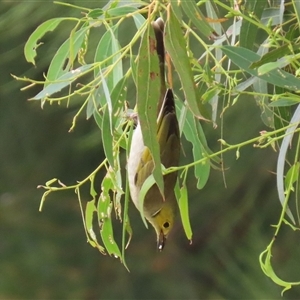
85, 199, 105, 254
276, 104, 300, 223
45, 26, 89, 85
181, 0, 217, 38
240, 0, 267, 50
102, 104, 114, 167
136, 21, 164, 195
170, 0, 183, 20
165, 5, 209, 120
98, 176, 122, 260
176, 182, 192, 241
177, 101, 210, 189
285, 162, 300, 191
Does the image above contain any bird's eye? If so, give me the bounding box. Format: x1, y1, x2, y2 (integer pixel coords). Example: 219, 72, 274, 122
163, 222, 170, 228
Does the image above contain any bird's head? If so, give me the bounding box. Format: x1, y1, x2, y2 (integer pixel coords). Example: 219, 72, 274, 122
148, 202, 175, 251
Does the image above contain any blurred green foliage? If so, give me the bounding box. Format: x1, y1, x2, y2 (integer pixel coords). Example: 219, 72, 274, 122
1, 1, 300, 299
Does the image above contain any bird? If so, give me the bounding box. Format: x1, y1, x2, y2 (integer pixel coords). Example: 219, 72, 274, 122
127, 18, 180, 251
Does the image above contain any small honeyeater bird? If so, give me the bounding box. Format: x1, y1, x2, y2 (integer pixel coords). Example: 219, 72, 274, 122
127, 18, 180, 250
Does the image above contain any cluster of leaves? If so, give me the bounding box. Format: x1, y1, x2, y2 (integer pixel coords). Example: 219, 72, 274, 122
15, 0, 300, 292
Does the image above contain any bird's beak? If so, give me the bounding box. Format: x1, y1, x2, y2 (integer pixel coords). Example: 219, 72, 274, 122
157, 230, 166, 251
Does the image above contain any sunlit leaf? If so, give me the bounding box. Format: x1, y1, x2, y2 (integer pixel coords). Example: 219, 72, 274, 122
285, 162, 300, 190
98, 176, 123, 260
85, 199, 105, 251
46, 27, 89, 84
25, 18, 65, 65
260, 247, 300, 295
177, 183, 192, 241
31, 64, 93, 100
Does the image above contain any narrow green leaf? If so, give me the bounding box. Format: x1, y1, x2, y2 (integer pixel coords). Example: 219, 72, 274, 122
170, 0, 183, 20
178, 101, 210, 189
292, 0, 300, 29
93, 109, 103, 130
165, 6, 209, 120
94, 26, 115, 90
25, 18, 65, 65
253, 78, 274, 127
94, 26, 113, 66
261, 7, 281, 25
91, 26, 122, 118
110, 76, 127, 130
181, 0, 216, 38
88, 84, 104, 120
110, 27, 123, 87
260, 248, 300, 294
87, 8, 104, 19
107, 6, 137, 16
31, 64, 93, 100
240, 0, 267, 50
136, 21, 164, 195
89, 176, 97, 199
257, 56, 294, 75
85, 200, 98, 248
102, 105, 114, 167
222, 46, 300, 91
250, 44, 290, 69
98, 176, 122, 259
205, 1, 222, 124
285, 162, 300, 190
269, 98, 300, 107
178, 184, 192, 241
46, 27, 89, 83
132, 14, 146, 30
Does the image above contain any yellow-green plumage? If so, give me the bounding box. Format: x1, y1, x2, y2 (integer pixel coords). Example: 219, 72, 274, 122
127, 18, 180, 250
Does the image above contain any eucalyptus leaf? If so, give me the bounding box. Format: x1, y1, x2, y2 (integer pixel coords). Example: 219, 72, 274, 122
222, 46, 300, 92
25, 18, 65, 65
31, 64, 93, 100
136, 21, 164, 195
276, 104, 300, 223
178, 183, 192, 241
98, 176, 123, 260
181, 0, 216, 38
46, 27, 89, 84
240, 0, 267, 50
165, 6, 209, 120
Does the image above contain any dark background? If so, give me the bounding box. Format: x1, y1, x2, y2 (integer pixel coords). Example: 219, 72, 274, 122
1, 1, 300, 299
